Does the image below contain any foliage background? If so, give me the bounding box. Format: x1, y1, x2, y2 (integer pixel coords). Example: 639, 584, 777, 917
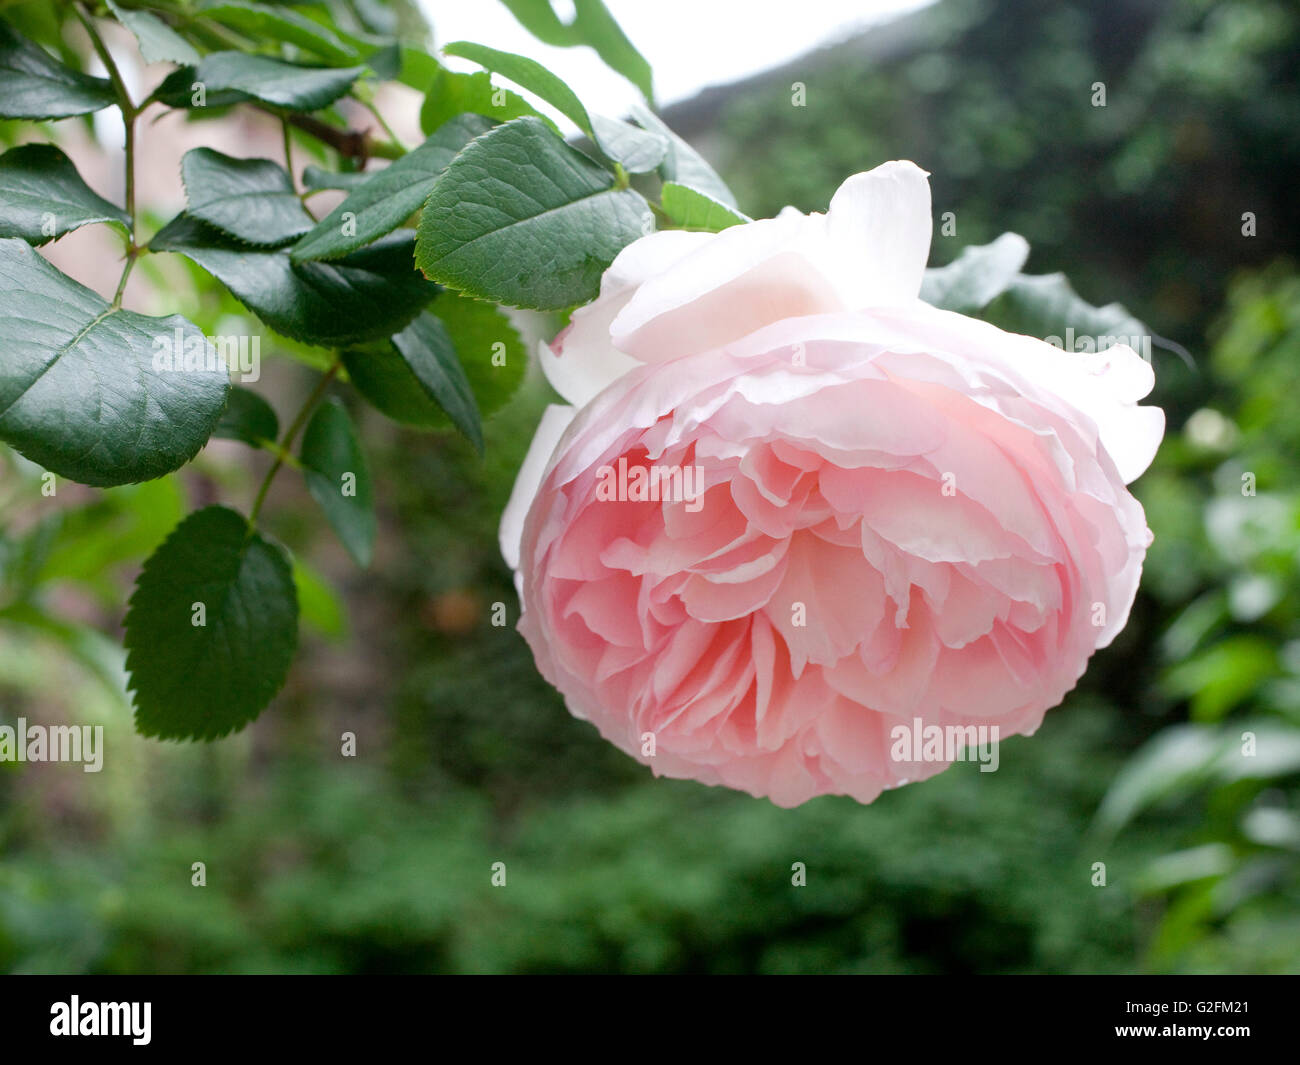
2, 0, 1298, 973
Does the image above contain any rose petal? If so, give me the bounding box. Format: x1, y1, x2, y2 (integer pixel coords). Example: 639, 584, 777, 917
824, 160, 933, 307
499, 404, 576, 572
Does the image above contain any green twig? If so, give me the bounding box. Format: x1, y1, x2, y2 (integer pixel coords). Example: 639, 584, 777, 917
355, 94, 406, 153
75, 3, 136, 125
75, 2, 140, 307
248, 359, 340, 529
282, 118, 296, 189
111, 248, 139, 306
178, 13, 248, 51
257, 438, 304, 471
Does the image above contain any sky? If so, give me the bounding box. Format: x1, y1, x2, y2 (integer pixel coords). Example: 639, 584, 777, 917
423, 0, 933, 129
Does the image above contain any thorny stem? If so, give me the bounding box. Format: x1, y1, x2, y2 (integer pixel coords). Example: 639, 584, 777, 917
248, 359, 341, 529
270, 110, 405, 162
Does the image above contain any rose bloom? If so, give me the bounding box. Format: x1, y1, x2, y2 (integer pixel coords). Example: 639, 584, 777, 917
500, 162, 1164, 807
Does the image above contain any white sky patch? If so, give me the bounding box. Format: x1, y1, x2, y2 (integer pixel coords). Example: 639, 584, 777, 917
422, 0, 934, 133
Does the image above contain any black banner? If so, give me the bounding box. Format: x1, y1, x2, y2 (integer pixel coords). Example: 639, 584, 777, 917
1, 975, 1294, 1052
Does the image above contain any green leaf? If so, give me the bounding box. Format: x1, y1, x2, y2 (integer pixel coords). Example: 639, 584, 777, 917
415, 116, 652, 310
153, 52, 364, 111
213, 386, 278, 446
1136, 844, 1235, 895
660, 181, 750, 232
0, 512, 59, 603
0, 143, 130, 245
0, 238, 229, 487
364, 43, 402, 82
443, 40, 592, 133
1161, 635, 1278, 723
292, 112, 492, 262
1095, 721, 1300, 841
344, 0, 401, 38
150, 66, 247, 110
924, 236, 1165, 360
394, 46, 440, 93
36, 478, 186, 597
346, 311, 482, 451
299, 397, 375, 567
292, 556, 347, 640
301, 165, 371, 191
343, 295, 524, 445
0, 600, 129, 699
443, 41, 666, 172
629, 101, 737, 207
124, 505, 298, 740
434, 292, 527, 421
152, 214, 435, 347
196, 0, 360, 66
1093, 725, 1232, 838
981, 271, 1150, 348
499, 0, 653, 102
920, 232, 1030, 313
0, 20, 116, 119
418, 64, 539, 137
181, 147, 314, 247
568, 0, 654, 101
343, 342, 448, 434
588, 113, 667, 173
106, 0, 200, 66
1219, 725, 1300, 782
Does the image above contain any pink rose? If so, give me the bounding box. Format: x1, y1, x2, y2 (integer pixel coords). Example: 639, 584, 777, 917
501, 162, 1164, 807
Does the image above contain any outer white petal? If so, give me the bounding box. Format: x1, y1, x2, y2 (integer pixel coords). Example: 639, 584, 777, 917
609, 211, 843, 362
542, 230, 715, 406
604, 228, 718, 293
825, 160, 933, 307
499, 404, 577, 573
609, 161, 934, 363
539, 336, 640, 410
